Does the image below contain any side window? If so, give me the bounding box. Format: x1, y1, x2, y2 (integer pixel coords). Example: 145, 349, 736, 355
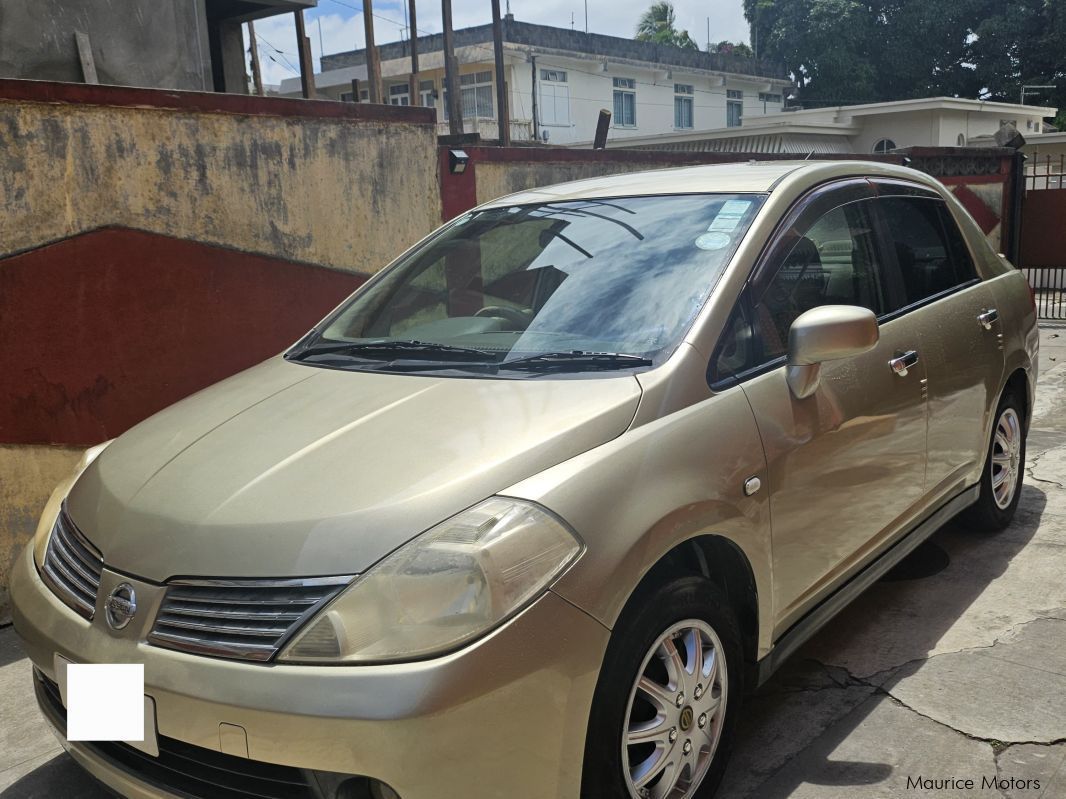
936, 204, 978, 283
753, 201, 886, 361
879, 197, 976, 305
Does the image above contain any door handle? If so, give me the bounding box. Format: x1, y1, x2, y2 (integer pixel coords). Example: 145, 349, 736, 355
978, 309, 999, 330
889, 350, 919, 377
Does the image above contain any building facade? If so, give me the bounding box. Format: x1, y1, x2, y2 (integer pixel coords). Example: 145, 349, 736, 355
279, 18, 792, 145
619, 98, 1057, 155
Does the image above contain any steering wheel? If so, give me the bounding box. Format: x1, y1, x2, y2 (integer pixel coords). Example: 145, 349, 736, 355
474, 305, 530, 330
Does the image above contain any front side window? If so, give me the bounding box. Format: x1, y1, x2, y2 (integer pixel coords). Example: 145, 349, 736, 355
613, 78, 637, 126
753, 200, 886, 361
291, 195, 765, 376
879, 197, 977, 305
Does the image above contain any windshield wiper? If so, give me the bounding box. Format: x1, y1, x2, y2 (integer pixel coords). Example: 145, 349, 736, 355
496, 351, 653, 372
296, 340, 496, 362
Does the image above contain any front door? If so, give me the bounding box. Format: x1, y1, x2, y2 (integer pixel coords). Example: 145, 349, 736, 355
717, 190, 929, 635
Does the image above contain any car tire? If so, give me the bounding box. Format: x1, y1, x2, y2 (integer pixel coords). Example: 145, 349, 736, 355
961, 390, 1026, 532
581, 576, 743, 799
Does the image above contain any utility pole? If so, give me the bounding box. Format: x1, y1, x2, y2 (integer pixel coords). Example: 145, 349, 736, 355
531, 54, 539, 142
408, 0, 420, 106
294, 11, 316, 99
491, 0, 510, 144
248, 21, 265, 96
442, 0, 463, 134
363, 0, 382, 103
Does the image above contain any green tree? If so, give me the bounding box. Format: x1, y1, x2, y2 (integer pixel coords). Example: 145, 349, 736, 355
967, 0, 1066, 121
743, 0, 1065, 118
711, 40, 755, 58
635, 2, 699, 50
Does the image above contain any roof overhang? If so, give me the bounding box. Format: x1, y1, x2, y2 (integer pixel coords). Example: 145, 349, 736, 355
783, 96, 1058, 121
206, 0, 316, 24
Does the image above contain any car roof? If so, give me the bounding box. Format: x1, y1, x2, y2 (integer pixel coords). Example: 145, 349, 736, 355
478, 160, 943, 207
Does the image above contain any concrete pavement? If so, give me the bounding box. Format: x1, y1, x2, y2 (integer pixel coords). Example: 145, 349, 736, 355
2, 327, 1066, 798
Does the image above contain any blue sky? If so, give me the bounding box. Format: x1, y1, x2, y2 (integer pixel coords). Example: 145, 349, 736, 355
249, 0, 751, 86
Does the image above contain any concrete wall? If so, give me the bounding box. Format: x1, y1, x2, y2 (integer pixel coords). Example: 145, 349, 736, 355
0, 0, 212, 90
0, 80, 439, 620
0, 446, 83, 622
0, 82, 440, 272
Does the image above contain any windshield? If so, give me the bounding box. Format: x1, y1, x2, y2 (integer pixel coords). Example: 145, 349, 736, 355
290, 193, 764, 376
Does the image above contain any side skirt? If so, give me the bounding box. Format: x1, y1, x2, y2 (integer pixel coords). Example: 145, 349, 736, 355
755, 484, 980, 686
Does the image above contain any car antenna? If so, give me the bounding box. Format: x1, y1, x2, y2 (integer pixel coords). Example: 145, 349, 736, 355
805, 151, 815, 160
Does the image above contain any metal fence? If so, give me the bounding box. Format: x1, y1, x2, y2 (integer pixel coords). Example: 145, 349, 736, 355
1023, 267, 1066, 321
1026, 154, 1066, 191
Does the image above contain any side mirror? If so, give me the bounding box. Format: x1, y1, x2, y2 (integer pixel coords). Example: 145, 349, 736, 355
786, 305, 879, 399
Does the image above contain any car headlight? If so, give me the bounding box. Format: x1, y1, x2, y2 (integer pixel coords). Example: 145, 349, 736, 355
278, 497, 582, 664
33, 440, 113, 566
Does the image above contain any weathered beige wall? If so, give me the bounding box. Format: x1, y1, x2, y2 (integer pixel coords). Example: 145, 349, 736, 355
0, 445, 83, 624
0, 101, 441, 274
475, 161, 669, 206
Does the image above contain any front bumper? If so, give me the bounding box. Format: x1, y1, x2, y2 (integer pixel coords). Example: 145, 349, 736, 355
11, 543, 609, 799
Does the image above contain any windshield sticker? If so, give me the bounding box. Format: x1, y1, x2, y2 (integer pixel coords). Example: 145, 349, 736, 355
708, 199, 753, 233
695, 232, 732, 250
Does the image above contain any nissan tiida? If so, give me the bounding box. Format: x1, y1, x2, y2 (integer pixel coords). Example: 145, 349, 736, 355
12, 161, 1037, 799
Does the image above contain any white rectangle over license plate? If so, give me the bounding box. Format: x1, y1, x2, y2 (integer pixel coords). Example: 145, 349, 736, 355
52, 653, 160, 757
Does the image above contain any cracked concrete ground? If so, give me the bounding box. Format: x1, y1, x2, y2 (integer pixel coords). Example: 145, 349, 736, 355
2, 327, 1066, 798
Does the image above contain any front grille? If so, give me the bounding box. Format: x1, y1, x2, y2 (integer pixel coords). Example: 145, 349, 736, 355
148, 578, 350, 662
34, 670, 315, 799
40, 507, 104, 620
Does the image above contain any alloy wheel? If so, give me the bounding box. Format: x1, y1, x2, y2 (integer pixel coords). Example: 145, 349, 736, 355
621, 619, 728, 799
991, 406, 1022, 510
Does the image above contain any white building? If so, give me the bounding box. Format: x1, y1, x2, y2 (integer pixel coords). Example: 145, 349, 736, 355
619, 97, 1058, 155
279, 17, 793, 145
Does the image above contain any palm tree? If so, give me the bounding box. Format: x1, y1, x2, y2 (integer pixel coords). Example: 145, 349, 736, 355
636, 1, 698, 49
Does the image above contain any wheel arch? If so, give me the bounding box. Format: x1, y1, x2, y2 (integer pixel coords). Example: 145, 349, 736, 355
1002, 366, 1032, 433
614, 534, 761, 668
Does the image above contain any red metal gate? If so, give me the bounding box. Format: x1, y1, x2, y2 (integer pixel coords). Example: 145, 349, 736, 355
1021, 155, 1066, 320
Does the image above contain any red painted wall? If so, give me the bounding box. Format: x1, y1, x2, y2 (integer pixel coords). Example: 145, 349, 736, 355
0, 228, 363, 446
1020, 190, 1066, 267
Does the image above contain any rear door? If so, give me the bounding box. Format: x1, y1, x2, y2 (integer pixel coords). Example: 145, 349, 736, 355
872, 184, 1002, 500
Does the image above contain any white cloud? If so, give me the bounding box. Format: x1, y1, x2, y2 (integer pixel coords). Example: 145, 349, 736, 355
245, 0, 750, 86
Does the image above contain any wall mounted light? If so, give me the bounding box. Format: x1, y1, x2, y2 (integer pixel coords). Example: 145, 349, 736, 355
449, 149, 470, 174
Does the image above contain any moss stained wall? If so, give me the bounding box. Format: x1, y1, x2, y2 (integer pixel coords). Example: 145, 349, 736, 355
0, 98, 441, 274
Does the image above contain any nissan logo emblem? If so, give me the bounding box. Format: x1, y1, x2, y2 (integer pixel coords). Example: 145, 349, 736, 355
105, 583, 137, 630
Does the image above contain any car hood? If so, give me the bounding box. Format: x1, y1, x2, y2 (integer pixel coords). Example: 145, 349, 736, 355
67, 357, 641, 582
